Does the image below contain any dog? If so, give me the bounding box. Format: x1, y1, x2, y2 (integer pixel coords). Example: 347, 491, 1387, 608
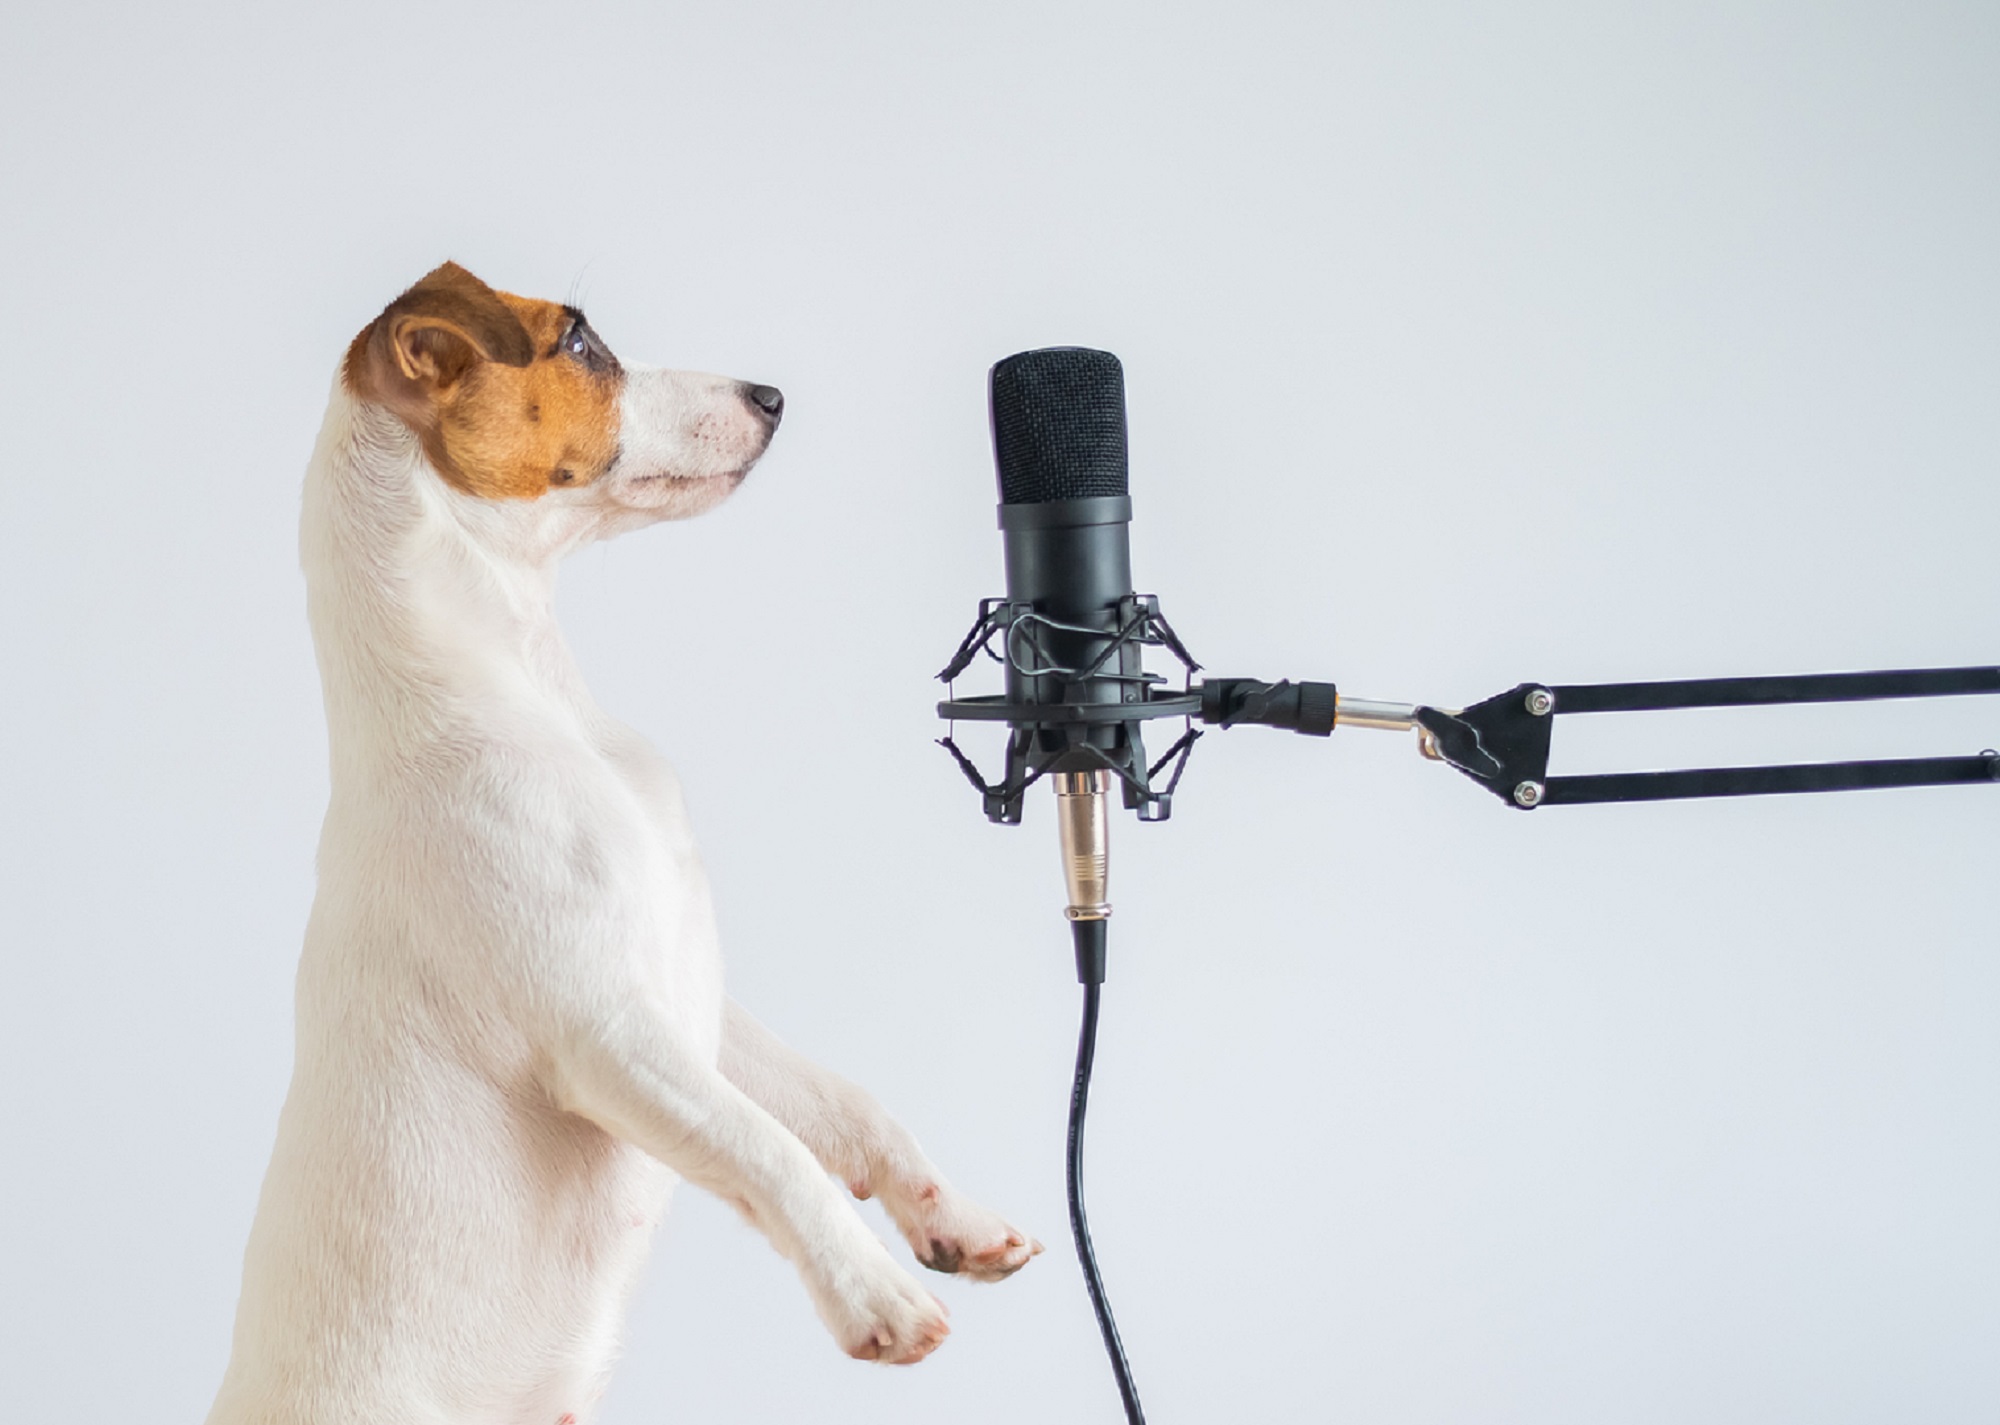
205, 263, 1041, 1425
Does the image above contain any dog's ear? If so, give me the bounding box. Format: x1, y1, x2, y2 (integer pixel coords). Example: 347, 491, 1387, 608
348, 262, 535, 401
381, 261, 536, 386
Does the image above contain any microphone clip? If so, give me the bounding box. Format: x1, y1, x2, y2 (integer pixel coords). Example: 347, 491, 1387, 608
936, 593, 1205, 825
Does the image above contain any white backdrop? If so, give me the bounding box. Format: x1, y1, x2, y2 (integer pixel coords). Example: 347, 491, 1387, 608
2, 3, 1996, 1421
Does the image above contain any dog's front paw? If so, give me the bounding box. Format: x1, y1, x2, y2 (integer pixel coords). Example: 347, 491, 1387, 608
880, 1178, 1044, 1283
811, 1245, 953, 1364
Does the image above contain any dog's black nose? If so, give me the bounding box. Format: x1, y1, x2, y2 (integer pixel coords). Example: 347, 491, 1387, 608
745, 384, 784, 423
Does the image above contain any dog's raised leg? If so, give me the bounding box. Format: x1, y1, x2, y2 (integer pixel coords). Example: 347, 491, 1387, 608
719, 999, 1043, 1282
550, 1001, 951, 1363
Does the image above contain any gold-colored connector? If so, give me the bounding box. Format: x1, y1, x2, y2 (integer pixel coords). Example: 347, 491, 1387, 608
1052, 769, 1112, 922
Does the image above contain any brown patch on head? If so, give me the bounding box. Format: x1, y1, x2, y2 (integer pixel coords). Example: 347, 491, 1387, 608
345, 262, 624, 500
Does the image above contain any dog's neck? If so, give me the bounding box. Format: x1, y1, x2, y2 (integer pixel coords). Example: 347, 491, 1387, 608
303, 385, 603, 774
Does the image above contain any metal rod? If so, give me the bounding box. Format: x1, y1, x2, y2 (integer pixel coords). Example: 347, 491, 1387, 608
1334, 696, 1422, 732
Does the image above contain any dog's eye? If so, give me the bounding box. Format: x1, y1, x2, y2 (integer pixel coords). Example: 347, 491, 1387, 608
558, 317, 619, 375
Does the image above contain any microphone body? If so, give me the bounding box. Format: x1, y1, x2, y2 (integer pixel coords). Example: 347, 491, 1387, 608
991, 348, 1140, 765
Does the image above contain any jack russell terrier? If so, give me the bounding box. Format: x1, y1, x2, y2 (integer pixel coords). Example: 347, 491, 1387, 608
206, 263, 1040, 1425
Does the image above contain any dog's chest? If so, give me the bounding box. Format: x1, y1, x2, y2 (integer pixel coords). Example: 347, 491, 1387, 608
518, 719, 721, 991
325, 708, 727, 1055
584, 726, 723, 1000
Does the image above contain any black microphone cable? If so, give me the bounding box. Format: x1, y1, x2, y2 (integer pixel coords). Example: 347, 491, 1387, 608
1066, 920, 1146, 1425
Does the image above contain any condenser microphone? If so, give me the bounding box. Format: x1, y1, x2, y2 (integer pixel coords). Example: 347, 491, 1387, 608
987, 348, 1140, 982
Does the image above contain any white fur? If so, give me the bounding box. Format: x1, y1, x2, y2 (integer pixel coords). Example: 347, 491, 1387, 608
206, 361, 1036, 1425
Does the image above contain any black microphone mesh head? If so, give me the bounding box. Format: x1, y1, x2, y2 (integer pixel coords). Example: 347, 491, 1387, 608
989, 347, 1128, 504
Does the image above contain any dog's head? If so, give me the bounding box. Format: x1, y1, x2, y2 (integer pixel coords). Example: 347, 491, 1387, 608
344, 262, 779, 525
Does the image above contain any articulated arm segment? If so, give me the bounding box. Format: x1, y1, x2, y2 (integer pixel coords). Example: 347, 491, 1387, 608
1415, 667, 2000, 810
